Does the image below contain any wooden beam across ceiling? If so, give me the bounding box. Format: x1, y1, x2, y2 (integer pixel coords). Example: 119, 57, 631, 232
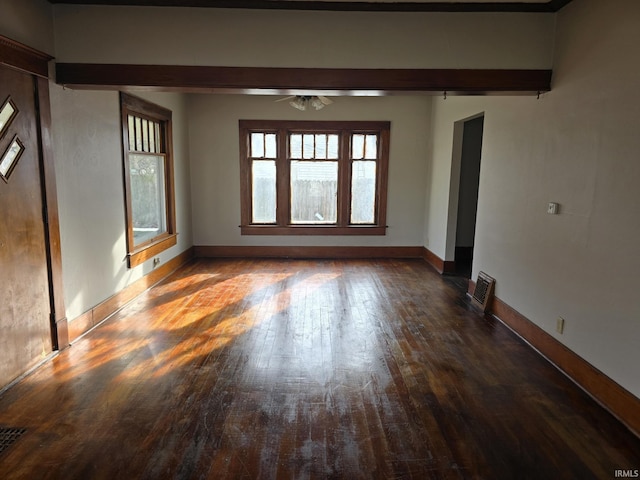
0, 36, 53, 78
47, 0, 574, 13
55, 64, 553, 96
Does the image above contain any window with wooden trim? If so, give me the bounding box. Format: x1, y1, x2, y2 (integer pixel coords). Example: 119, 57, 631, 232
239, 120, 390, 235
120, 93, 176, 267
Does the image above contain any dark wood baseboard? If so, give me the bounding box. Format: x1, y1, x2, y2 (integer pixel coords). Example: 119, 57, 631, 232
195, 245, 423, 259
421, 247, 456, 274
468, 279, 640, 437
68, 247, 195, 342
196, 245, 459, 275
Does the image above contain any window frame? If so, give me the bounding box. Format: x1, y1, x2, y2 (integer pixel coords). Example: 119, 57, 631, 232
120, 92, 177, 267
239, 120, 390, 236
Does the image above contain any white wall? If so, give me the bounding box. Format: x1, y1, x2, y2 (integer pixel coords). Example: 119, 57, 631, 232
50, 88, 193, 321
425, 0, 640, 397
0, 0, 54, 54
52, 5, 555, 69
189, 95, 430, 247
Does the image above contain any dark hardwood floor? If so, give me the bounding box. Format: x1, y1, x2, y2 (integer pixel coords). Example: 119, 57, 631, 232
0, 258, 638, 479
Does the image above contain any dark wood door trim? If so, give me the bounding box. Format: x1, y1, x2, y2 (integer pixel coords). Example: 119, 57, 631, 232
36, 77, 69, 350
55, 64, 552, 96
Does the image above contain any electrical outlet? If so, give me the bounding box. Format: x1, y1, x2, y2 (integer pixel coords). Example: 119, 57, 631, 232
556, 317, 565, 334
547, 202, 559, 215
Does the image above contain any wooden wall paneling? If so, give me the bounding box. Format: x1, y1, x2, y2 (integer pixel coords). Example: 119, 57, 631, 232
0, 65, 52, 387
1, 35, 67, 351
0, 35, 68, 392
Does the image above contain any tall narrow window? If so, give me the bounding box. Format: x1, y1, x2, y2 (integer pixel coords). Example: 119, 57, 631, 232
350, 133, 378, 224
239, 120, 390, 235
249, 132, 277, 224
120, 93, 176, 267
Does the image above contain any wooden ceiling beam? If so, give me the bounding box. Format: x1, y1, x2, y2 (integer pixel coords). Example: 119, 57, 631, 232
55, 64, 552, 96
47, 0, 573, 13
0, 35, 53, 78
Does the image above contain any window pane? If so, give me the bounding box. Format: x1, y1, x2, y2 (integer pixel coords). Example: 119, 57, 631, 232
303, 134, 314, 159
290, 134, 302, 159
127, 115, 136, 151
0, 138, 24, 179
130, 154, 167, 245
135, 117, 143, 151
351, 161, 377, 224
142, 119, 149, 152
265, 133, 277, 158
365, 134, 378, 159
252, 160, 277, 223
316, 134, 327, 159
352, 134, 365, 159
327, 135, 339, 159
0, 99, 16, 137
290, 160, 338, 224
251, 133, 265, 158
148, 121, 156, 153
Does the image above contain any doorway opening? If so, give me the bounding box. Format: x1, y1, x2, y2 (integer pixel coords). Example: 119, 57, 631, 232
445, 114, 484, 279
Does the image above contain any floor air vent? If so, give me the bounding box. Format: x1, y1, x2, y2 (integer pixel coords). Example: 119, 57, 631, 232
0, 427, 26, 456
472, 271, 495, 312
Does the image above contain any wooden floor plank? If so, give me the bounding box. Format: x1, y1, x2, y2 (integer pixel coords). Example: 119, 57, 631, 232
0, 258, 638, 479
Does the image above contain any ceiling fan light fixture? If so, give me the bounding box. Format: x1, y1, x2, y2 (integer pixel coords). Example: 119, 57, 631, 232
310, 97, 326, 110
280, 95, 332, 111
289, 97, 307, 111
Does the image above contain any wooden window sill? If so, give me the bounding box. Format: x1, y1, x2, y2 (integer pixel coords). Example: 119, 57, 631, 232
128, 233, 177, 268
240, 225, 387, 236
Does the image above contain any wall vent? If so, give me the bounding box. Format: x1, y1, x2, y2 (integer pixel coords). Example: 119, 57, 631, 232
472, 271, 495, 312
